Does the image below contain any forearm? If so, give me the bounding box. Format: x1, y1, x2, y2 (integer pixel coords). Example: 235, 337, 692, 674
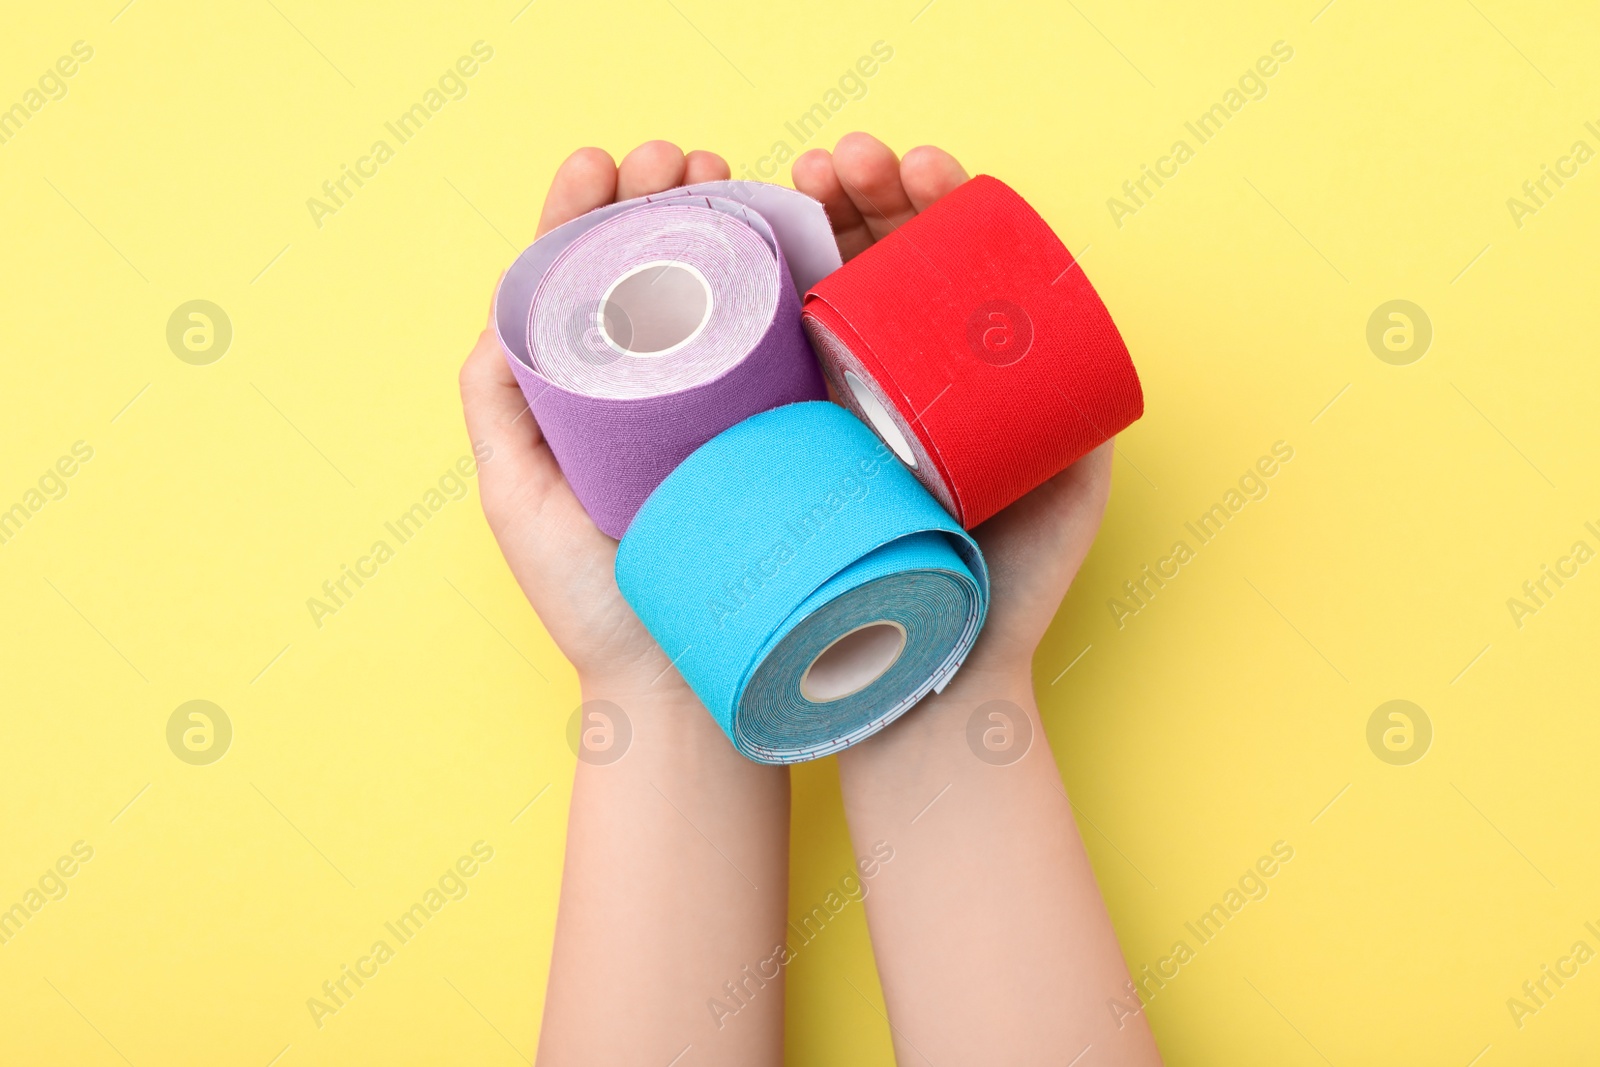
835, 664, 1163, 1066
537, 680, 790, 1066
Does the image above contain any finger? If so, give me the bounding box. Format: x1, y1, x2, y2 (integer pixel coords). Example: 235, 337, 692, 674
900, 145, 969, 213
616, 140, 687, 200
792, 148, 875, 262
684, 149, 731, 184
832, 132, 918, 243
536, 147, 618, 238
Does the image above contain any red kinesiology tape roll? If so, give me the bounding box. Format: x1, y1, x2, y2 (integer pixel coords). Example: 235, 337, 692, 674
802, 174, 1143, 529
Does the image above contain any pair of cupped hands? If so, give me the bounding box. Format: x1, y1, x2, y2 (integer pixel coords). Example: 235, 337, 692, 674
460, 132, 1113, 708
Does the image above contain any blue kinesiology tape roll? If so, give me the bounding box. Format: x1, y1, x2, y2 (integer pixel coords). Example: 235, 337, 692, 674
616, 401, 990, 763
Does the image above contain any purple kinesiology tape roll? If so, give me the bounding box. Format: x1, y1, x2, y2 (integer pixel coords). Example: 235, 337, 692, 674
493, 182, 840, 538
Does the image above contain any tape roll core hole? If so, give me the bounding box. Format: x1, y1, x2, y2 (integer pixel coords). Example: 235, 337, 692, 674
844, 371, 918, 469
598, 261, 713, 357
799, 621, 908, 703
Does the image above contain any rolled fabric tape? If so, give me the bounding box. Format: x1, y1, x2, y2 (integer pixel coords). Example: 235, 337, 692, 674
495, 181, 840, 538
802, 174, 1144, 529
616, 401, 990, 764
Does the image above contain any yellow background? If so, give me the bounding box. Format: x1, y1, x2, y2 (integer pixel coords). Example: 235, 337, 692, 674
2, 0, 1597, 1063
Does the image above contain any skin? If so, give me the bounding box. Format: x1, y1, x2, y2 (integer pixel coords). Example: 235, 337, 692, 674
460, 134, 1163, 1065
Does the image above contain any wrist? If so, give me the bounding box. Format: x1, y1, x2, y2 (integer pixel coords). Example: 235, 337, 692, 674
931, 659, 1036, 707
574, 671, 738, 756
834, 659, 1036, 774
574, 672, 707, 735
577, 670, 698, 705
